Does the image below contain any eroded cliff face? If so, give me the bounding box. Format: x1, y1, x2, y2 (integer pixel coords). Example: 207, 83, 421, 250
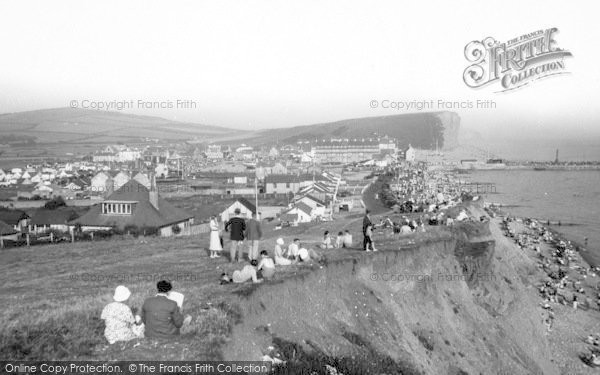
224, 216, 556, 375
437, 111, 461, 150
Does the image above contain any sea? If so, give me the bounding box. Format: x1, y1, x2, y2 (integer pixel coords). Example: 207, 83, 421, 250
468, 169, 600, 267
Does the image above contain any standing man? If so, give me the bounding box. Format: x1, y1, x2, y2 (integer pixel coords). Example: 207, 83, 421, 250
225, 208, 246, 263
362, 209, 372, 251
245, 212, 262, 261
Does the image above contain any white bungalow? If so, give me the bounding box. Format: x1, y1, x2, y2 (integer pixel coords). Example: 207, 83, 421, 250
220, 198, 256, 222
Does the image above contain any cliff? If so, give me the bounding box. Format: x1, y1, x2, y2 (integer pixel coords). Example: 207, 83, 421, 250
247, 111, 461, 150
222, 205, 558, 374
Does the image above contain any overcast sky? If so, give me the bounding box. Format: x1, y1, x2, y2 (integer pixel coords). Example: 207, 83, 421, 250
0, 0, 598, 138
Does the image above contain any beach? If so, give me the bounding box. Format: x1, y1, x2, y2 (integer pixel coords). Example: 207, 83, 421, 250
468, 169, 600, 268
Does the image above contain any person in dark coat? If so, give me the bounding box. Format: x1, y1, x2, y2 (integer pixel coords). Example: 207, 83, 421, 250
141, 280, 190, 339
225, 208, 246, 263
362, 209, 373, 251
245, 212, 262, 261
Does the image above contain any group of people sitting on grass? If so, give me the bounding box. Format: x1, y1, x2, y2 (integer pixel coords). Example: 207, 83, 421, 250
100, 280, 192, 345
220, 237, 326, 284
321, 230, 353, 249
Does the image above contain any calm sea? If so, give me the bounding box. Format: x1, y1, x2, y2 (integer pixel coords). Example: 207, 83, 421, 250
468, 169, 600, 267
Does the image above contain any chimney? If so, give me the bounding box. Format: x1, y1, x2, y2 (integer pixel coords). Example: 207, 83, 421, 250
149, 173, 159, 210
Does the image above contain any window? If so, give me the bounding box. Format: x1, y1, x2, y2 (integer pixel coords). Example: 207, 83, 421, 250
102, 202, 132, 215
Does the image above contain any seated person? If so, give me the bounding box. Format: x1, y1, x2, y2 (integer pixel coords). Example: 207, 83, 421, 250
335, 232, 344, 248
298, 247, 323, 262
274, 238, 292, 265
287, 238, 301, 259
232, 260, 263, 283
400, 224, 413, 234
141, 280, 191, 339
257, 250, 276, 280
343, 230, 353, 248
321, 231, 333, 249
100, 285, 144, 344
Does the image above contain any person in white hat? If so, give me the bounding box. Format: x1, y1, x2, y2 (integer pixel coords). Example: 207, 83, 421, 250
274, 238, 292, 265
100, 285, 144, 344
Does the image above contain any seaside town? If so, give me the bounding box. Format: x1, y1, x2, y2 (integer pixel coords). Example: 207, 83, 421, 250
2, 132, 600, 372
0, 136, 412, 244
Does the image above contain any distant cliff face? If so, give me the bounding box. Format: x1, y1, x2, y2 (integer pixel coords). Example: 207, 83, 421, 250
250, 111, 461, 150
437, 111, 461, 150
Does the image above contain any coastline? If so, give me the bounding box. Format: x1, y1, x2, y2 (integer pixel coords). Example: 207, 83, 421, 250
485, 202, 599, 269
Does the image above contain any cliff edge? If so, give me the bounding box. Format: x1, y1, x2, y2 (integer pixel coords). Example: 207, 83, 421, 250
222, 204, 558, 374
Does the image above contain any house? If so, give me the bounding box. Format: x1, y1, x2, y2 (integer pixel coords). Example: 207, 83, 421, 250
0, 219, 19, 241
71, 179, 194, 236
265, 175, 302, 194
280, 203, 312, 224
268, 147, 279, 158
206, 144, 223, 160
155, 164, 169, 178
90, 172, 113, 194
0, 209, 30, 232
112, 171, 131, 190
271, 162, 288, 175
133, 172, 151, 189
220, 198, 256, 222
295, 194, 327, 217
29, 208, 79, 234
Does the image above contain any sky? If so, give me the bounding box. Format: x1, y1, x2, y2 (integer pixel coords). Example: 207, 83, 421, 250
0, 0, 599, 140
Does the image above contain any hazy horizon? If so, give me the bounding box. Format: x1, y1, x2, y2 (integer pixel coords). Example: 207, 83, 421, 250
1, 0, 599, 139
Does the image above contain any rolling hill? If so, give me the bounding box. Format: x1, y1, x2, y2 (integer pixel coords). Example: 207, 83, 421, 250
0, 108, 461, 150
0, 108, 242, 144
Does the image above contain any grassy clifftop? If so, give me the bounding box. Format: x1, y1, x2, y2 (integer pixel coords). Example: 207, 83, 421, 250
0, 203, 571, 373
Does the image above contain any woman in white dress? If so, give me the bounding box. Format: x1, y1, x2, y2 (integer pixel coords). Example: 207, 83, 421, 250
209, 216, 223, 258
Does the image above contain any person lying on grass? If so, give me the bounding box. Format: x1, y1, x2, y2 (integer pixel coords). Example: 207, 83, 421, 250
141, 280, 192, 339
100, 285, 144, 344
232, 260, 264, 283
257, 250, 276, 280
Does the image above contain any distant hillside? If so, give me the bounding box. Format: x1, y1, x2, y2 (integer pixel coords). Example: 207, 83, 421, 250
0, 108, 242, 144
245, 111, 460, 149
0, 108, 461, 150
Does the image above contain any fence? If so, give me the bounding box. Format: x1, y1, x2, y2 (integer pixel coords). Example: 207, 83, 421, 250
180, 223, 210, 236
